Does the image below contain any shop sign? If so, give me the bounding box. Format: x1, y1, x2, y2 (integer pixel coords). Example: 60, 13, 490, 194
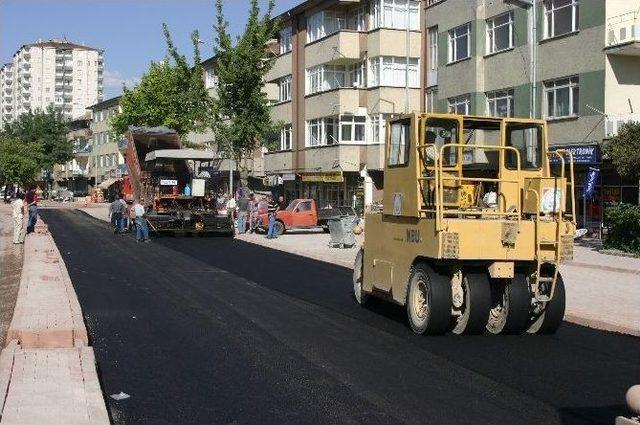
282, 173, 297, 181
160, 179, 178, 186
549, 144, 599, 165
583, 167, 600, 200
301, 172, 344, 183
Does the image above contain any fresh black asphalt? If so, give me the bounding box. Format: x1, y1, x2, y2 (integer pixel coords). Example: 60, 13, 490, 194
40, 209, 640, 425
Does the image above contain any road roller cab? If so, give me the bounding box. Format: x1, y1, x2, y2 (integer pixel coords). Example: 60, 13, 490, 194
353, 112, 576, 335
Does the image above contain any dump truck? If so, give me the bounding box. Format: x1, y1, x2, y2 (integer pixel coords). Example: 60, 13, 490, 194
125, 126, 234, 236
353, 113, 576, 335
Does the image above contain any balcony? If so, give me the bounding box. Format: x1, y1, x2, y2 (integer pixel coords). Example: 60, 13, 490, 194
265, 52, 292, 82
264, 150, 294, 173
606, 11, 640, 55
270, 100, 292, 123
302, 144, 361, 173
304, 88, 360, 120
305, 31, 361, 69
605, 113, 640, 137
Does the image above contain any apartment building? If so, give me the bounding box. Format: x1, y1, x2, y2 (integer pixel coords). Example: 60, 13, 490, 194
88, 96, 125, 188
53, 114, 93, 195
425, 0, 640, 221
0, 39, 104, 129
264, 0, 423, 210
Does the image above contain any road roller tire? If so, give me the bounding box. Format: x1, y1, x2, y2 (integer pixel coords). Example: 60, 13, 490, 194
452, 271, 492, 335
353, 248, 368, 305
486, 274, 531, 335
406, 263, 451, 335
527, 273, 566, 334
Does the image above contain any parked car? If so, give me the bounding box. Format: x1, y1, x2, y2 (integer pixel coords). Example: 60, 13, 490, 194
259, 198, 356, 236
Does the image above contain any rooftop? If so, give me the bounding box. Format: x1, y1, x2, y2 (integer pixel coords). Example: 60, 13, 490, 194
87, 95, 121, 111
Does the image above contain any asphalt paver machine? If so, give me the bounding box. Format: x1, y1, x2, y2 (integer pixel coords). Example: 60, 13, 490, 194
354, 113, 576, 335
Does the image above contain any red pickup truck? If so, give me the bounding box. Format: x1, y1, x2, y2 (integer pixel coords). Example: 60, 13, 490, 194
259, 199, 355, 236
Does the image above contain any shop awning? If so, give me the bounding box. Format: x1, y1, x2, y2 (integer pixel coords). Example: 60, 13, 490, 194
97, 178, 121, 189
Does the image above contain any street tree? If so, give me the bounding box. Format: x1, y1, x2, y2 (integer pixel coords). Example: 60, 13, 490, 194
213, 0, 279, 189
603, 121, 640, 180
0, 136, 44, 189
2, 105, 71, 172
111, 24, 212, 140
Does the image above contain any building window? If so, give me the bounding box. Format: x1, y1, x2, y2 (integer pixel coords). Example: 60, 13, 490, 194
306, 117, 338, 146
544, 76, 579, 119
347, 5, 368, 32
340, 115, 366, 143
448, 23, 471, 63
370, 0, 420, 31
368, 56, 419, 88
205, 68, 218, 89
370, 113, 392, 144
428, 26, 438, 72
279, 75, 292, 102
280, 26, 293, 54
486, 12, 513, 54
544, 0, 579, 39
486, 89, 514, 117
280, 124, 292, 150
307, 10, 346, 43
448, 94, 470, 115
306, 63, 364, 94
426, 88, 438, 112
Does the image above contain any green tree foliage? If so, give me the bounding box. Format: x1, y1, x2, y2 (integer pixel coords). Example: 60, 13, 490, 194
604, 203, 640, 255
111, 24, 211, 138
2, 105, 71, 172
213, 0, 279, 183
0, 136, 44, 187
603, 121, 640, 180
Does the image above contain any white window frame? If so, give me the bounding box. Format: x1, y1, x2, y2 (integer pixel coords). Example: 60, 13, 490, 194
307, 10, 346, 43
280, 26, 293, 54
280, 124, 292, 150
306, 117, 338, 147
339, 115, 367, 143
448, 23, 471, 63
368, 56, 419, 88
369, 113, 392, 144
204, 68, 218, 89
428, 26, 438, 71
486, 89, 514, 117
370, 0, 420, 31
544, 0, 579, 39
544, 76, 579, 119
278, 75, 292, 102
426, 88, 438, 113
486, 12, 514, 55
448, 94, 470, 115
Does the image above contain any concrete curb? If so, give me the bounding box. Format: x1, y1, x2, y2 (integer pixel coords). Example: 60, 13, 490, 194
4, 220, 87, 349
0, 217, 109, 424
564, 313, 640, 338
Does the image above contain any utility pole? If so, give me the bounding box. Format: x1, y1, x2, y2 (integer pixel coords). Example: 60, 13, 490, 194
513, 0, 537, 118
404, 2, 411, 114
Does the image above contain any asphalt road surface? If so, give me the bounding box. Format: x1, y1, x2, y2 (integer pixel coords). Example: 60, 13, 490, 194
41, 209, 640, 425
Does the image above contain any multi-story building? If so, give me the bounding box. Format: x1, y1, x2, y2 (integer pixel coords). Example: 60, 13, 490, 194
88, 96, 125, 189
53, 114, 93, 195
0, 64, 13, 129
424, 0, 640, 223
0, 39, 103, 129
263, 0, 423, 210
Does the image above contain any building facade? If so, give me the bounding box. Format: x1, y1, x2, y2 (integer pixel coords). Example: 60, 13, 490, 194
264, 0, 424, 210
88, 96, 125, 187
53, 114, 93, 195
424, 0, 640, 225
0, 39, 103, 129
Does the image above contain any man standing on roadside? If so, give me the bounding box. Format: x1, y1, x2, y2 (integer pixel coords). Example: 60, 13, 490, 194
133, 199, 150, 243
266, 195, 279, 239
109, 194, 125, 233
12, 193, 25, 244
24, 187, 38, 234
236, 192, 250, 234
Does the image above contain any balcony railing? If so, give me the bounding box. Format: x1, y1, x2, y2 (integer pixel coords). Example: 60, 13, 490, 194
605, 113, 640, 137
607, 11, 640, 50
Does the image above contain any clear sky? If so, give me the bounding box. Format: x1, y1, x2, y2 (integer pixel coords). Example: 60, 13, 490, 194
0, 0, 301, 98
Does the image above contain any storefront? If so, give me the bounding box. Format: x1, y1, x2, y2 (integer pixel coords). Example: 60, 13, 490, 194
268, 171, 365, 213
551, 143, 640, 232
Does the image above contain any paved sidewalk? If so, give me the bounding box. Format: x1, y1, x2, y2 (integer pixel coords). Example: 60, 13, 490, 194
75, 203, 640, 336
